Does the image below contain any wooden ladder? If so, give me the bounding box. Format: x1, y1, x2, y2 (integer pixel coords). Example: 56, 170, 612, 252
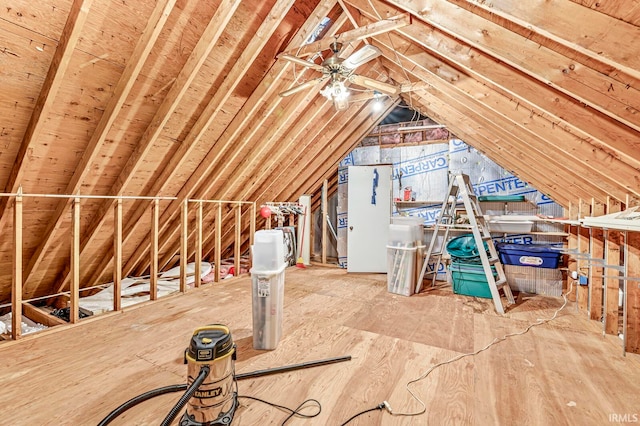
415, 175, 459, 293
416, 174, 515, 314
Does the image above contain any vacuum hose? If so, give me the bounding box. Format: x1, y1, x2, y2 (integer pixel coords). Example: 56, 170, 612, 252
98, 355, 351, 425
96, 384, 187, 426
160, 364, 210, 426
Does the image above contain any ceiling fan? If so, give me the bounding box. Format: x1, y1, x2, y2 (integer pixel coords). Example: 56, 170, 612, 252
277, 41, 399, 110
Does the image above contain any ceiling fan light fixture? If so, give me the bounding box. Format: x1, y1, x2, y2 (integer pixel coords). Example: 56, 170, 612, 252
334, 96, 349, 111
320, 80, 349, 101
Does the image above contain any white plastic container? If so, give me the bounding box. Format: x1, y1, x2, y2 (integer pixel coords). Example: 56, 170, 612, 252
389, 224, 420, 246
386, 244, 417, 296
488, 214, 539, 221
250, 262, 286, 350
488, 220, 534, 233
391, 217, 424, 244
252, 230, 285, 270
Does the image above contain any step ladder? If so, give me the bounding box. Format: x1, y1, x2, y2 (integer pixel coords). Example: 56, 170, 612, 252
415, 174, 515, 315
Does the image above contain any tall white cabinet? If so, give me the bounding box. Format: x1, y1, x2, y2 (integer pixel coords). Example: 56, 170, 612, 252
347, 165, 392, 272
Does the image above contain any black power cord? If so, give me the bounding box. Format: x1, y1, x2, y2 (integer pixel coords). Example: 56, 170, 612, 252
339, 402, 387, 425
238, 395, 321, 425
97, 356, 350, 425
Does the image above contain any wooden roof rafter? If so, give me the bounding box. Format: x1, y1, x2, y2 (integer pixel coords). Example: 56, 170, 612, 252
84, 0, 344, 284
384, 15, 640, 171
219, 96, 400, 258
274, 97, 400, 201
167, 76, 384, 268
376, 9, 640, 171
209, 43, 372, 202
203, 95, 399, 263
283, 12, 411, 57
375, 45, 607, 204
566, 0, 640, 25
154, 80, 338, 271
0, 0, 92, 231
345, 0, 640, 166
194, 96, 341, 265
381, 0, 640, 133
345, 0, 639, 203
42, 0, 242, 297
80, 0, 298, 283
405, 93, 575, 207
14, 0, 176, 298
442, 0, 640, 84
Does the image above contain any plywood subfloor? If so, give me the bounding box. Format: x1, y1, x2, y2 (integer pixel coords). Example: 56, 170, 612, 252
0, 265, 639, 425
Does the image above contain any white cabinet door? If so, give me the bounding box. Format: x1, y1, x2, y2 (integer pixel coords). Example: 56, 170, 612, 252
347, 165, 391, 272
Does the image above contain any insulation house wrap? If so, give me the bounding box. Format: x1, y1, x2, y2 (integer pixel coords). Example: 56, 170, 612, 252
382, 144, 449, 209
337, 139, 564, 271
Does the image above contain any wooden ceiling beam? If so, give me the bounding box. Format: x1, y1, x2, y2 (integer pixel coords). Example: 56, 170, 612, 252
346, 0, 638, 200
45, 0, 242, 295
370, 0, 640, 132
111, 1, 344, 279
375, 44, 606, 204
17, 0, 176, 297
337, 0, 362, 29
373, 39, 624, 203
347, 81, 427, 102
565, 1, 640, 29
98, 0, 295, 276
133, 0, 297, 205
205, 96, 398, 263
405, 94, 573, 207
441, 0, 640, 82
284, 13, 410, 57
279, 98, 399, 200
0, 0, 92, 229
344, 0, 640, 168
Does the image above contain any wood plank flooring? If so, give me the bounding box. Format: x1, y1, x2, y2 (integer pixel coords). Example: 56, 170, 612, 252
1, 265, 639, 425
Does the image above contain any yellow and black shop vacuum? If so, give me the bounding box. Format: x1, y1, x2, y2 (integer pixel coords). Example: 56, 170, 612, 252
97, 324, 350, 425
180, 324, 238, 425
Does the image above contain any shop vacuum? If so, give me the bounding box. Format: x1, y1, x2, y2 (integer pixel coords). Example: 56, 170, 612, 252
98, 324, 350, 425
180, 324, 238, 425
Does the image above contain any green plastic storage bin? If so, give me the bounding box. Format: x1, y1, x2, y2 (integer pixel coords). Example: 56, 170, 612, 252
450, 262, 496, 299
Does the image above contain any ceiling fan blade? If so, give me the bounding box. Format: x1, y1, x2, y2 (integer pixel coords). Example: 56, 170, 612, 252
277, 53, 325, 72
279, 76, 328, 97
349, 74, 399, 96
342, 45, 382, 70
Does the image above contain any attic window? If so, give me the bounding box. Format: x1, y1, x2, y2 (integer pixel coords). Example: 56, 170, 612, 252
305, 17, 331, 45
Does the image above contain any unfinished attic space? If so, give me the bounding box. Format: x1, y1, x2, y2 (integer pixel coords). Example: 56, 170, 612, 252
1, 0, 640, 424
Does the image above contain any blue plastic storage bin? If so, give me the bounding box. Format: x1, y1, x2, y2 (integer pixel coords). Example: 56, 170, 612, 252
496, 243, 562, 269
